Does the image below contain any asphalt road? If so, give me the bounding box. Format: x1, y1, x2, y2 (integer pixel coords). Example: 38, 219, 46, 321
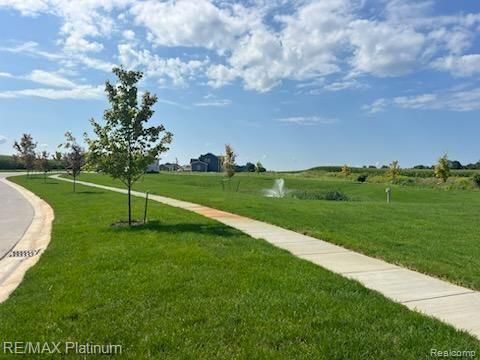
0, 173, 34, 260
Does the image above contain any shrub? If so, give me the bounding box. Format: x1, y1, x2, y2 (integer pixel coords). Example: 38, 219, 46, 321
356, 174, 368, 183
289, 190, 349, 201
472, 174, 480, 188
323, 190, 349, 201
446, 177, 472, 190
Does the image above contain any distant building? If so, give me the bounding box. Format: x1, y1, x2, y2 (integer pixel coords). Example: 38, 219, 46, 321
190, 153, 223, 172
179, 164, 191, 172
146, 159, 160, 173
159, 162, 180, 172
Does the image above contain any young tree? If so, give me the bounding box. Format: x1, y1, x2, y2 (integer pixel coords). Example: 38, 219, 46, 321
59, 132, 86, 192
255, 161, 266, 173
388, 160, 400, 182
13, 134, 37, 177
223, 144, 236, 179
435, 154, 450, 183
86, 66, 173, 225
35, 151, 50, 183
341, 164, 351, 176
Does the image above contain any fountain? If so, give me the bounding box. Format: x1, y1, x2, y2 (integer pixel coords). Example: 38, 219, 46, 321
263, 179, 289, 198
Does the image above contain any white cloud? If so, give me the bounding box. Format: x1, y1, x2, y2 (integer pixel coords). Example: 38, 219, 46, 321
0, 1, 131, 55
1, 0, 480, 93
0, 85, 103, 100
0, 41, 114, 73
0, 0, 49, 16
364, 88, 480, 113
0, 41, 62, 60
276, 116, 338, 125
156, 98, 189, 110
0, 135, 7, 145
362, 98, 389, 114
206, 64, 238, 88
194, 99, 232, 107
130, 0, 250, 51
24, 70, 76, 88
349, 20, 426, 76
118, 43, 208, 86
122, 29, 135, 40
0, 71, 13, 78
432, 54, 480, 77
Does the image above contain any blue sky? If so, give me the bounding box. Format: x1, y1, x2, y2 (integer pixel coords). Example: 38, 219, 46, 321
0, 0, 479, 170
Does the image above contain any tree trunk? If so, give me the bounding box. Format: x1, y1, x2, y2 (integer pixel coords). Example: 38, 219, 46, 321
73, 174, 76, 192
128, 186, 132, 226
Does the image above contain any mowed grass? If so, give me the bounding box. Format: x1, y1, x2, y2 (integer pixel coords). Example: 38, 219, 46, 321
77, 172, 480, 291
1, 175, 479, 358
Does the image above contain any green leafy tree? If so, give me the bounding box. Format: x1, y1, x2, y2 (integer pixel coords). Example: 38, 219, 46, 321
223, 144, 236, 179
255, 161, 266, 173
13, 133, 37, 177
245, 162, 255, 172
388, 160, 400, 182
435, 154, 450, 183
86, 66, 173, 225
59, 132, 86, 192
35, 151, 50, 183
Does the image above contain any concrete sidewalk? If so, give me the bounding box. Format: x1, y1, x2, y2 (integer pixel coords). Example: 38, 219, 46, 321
52, 175, 480, 339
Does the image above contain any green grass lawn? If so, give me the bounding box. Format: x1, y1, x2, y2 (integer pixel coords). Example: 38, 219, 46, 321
76, 172, 480, 291
1, 175, 479, 359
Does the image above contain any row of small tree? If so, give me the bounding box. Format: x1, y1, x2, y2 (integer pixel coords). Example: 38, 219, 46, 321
13, 132, 86, 188
341, 154, 452, 183
14, 67, 172, 226
13, 67, 271, 226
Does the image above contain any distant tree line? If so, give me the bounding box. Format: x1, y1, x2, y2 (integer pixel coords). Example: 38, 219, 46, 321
413, 160, 480, 170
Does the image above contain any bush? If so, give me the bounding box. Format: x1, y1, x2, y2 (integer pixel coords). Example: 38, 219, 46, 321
323, 190, 349, 201
446, 177, 472, 190
473, 174, 480, 188
289, 190, 349, 201
356, 174, 368, 183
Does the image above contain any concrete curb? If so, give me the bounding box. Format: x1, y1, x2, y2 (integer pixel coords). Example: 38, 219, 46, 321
0, 178, 54, 303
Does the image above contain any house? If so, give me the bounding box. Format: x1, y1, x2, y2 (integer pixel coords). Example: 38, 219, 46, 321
190, 159, 208, 172
159, 162, 180, 172
146, 159, 160, 173
190, 153, 223, 172
179, 164, 191, 172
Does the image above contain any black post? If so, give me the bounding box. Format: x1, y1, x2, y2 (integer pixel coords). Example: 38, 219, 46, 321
143, 192, 149, 224
128, 186, 132, 226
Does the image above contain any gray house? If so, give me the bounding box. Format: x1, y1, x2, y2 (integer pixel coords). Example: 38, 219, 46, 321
190, 153, 223, 172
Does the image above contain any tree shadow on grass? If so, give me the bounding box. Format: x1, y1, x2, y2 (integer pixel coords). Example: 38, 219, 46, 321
74, 191, 105, 194
112, 220, 241, 238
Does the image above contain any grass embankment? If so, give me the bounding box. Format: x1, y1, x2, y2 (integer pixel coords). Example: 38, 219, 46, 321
0, 175, 479, 358
78, 172, 480, 291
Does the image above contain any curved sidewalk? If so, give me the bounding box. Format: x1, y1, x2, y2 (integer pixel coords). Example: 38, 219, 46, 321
52, 174, 480, 339
0, 175, 54, 303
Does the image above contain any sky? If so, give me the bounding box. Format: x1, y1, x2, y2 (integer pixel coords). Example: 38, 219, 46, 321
0, 0, 479, 171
